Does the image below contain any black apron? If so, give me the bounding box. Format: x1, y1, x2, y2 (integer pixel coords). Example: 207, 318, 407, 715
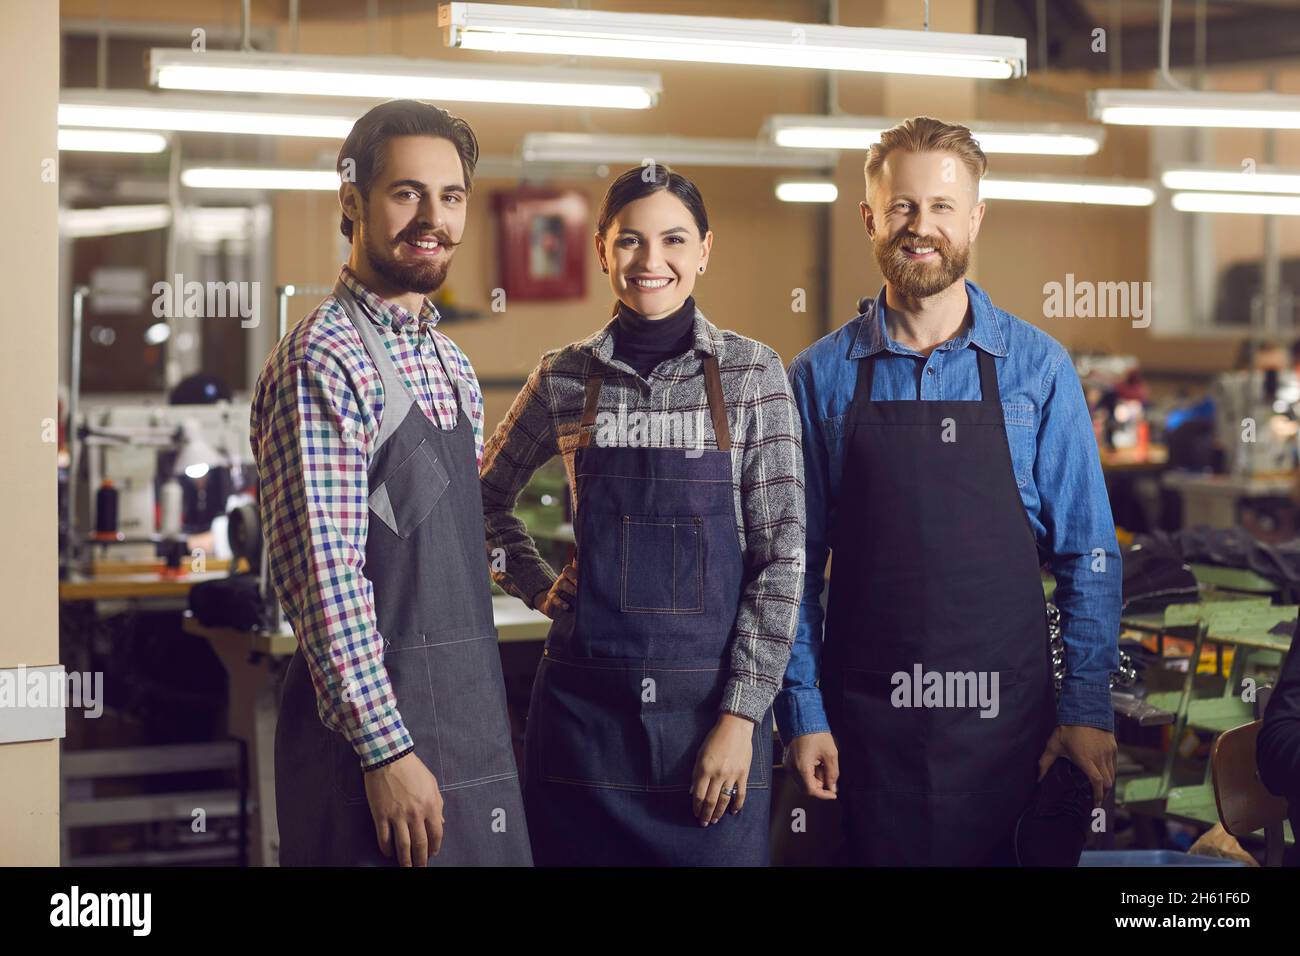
275, 280, 532, 866
822, 343, 1056, 866
522, 354, 771, 866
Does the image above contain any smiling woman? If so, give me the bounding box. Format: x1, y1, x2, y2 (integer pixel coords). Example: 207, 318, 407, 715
481, 163, 805, 867
594, 163, 712, 319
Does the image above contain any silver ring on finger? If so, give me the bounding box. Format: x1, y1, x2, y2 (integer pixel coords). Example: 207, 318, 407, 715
721, 785, 738, 797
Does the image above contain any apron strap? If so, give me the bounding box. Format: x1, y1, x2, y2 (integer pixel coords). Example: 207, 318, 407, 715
334, 278, 419, 451
854, 351, 877, 404
975, 347, 999, 404
702, 353, 731, 452
577, 353, 732, 451
853, 348, 998, 405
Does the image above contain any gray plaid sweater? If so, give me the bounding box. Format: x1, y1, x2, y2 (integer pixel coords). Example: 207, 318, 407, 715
480, 307, 805, 723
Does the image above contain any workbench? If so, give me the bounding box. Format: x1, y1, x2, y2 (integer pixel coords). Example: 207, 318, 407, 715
60, 560, 551, 866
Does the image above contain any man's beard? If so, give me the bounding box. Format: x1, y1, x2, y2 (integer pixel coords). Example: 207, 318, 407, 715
874, 230, 969, 299
361, 208, 455, 295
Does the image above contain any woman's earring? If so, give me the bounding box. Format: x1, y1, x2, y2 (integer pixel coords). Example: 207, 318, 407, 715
698, 266, 705, 273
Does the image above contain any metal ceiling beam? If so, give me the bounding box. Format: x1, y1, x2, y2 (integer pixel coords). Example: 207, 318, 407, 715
980, 0, 1300, 73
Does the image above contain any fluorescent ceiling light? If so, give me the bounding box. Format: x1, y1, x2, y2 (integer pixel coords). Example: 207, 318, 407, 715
522, 133, 834, 169
440, 3, 1026, 79
58, 128, 168, 153
766, 115, 1102, 156
1162, 167, 1300, 195
183, 158, 563, 190
980, 176, 1155, 206
776, 181, 838, 203
150, 49, 659, 110
180, 207, 267, 246
182, 167, 341, 191
60, 90, 358, 139
1090, 88, 1300, 130
1171, 192, 1300, 216
60, 204, 172, 238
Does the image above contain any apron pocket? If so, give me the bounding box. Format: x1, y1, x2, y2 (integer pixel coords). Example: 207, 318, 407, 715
539, 656, 648, 789
837, 666, 1025, 795
368, 438, 451, 540
642, 709, 771, 792
835, 668, 922, 793
385, 633, 518, 789
331, 739, 372, 806
620, 514, 704, 614
537, 656, 767, 792
642, 664, 769, 792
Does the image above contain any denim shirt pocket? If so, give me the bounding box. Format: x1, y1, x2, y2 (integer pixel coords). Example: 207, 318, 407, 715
823, 410, 848, 476
1001, 402, 1036, 489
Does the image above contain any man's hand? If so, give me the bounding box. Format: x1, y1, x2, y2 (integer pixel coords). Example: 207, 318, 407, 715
785, 731, 839, 800
1037, 724, 1117, 807
692, 713, 756, 825
364, 751, 444, 867
532, 561, 578, 620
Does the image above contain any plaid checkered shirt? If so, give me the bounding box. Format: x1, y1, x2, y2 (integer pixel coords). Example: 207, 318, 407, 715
250, 266, 484, 768
480, 307, 805, 724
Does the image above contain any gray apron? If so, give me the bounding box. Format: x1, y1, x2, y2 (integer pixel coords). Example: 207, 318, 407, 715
275, 279, 532, 866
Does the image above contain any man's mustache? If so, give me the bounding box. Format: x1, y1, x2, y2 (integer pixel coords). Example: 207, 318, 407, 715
888, 234, 950, 257
397, 230, 459, 248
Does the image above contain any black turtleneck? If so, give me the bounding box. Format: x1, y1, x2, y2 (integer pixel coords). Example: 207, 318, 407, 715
612, 295, 696, 378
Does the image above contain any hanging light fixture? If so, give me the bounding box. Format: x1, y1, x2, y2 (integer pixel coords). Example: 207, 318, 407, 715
440, 3, 1027, 80
766, 116, 1103, 156
521, 133, 835, 170
150, 49, 660, 110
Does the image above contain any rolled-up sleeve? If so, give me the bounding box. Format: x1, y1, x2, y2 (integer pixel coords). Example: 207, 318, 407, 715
1033, 351, 1121, 731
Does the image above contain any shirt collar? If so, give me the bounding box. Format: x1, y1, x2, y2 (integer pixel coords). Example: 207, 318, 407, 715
849, 278, 1008, 360
339, 265, 441, 335
580, 300, 721, 371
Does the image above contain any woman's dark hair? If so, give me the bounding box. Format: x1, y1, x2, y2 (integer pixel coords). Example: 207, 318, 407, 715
337, 99, 479, 242
595, 163, 709, 239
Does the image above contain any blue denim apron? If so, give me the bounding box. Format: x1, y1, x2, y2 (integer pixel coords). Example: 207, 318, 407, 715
822, 345, 1056, 866
275, 279, 532, 866
522, 354, 771, 866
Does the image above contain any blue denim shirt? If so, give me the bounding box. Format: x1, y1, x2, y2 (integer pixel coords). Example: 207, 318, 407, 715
774, 279, 1121, 744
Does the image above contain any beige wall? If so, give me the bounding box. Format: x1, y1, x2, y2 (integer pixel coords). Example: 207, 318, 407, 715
0, 0, 61, 865
269, 1, 1042, 427
60, 0, 1300, 407
62, 1, 1292, 401
269, 2, 832, 429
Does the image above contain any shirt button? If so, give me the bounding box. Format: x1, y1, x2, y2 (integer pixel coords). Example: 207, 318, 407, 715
926, 367, 935, 375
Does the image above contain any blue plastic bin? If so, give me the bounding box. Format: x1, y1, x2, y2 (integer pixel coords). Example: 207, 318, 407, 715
1079, 850, 1246, 866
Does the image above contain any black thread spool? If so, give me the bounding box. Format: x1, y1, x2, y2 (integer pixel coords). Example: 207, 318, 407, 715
94, 479, 118, 535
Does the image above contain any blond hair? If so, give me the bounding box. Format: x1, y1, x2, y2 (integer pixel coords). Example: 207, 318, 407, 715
864, 116, 987, 195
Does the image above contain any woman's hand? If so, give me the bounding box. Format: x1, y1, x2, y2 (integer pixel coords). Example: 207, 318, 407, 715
532, 561, 578, 619
691, 712, 755, 826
